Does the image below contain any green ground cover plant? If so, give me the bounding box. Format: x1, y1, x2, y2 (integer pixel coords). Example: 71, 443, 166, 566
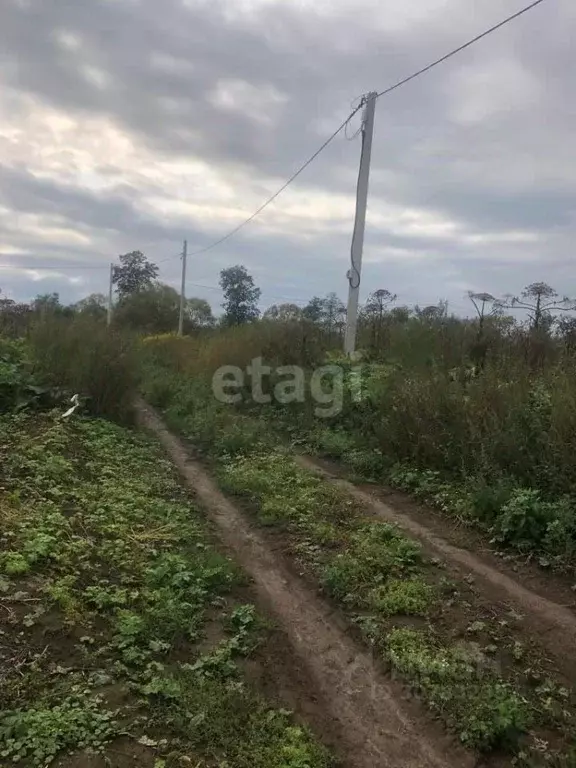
0, 410, 331, 768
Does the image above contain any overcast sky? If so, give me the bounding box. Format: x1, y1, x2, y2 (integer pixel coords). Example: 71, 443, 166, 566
0, 0, 573, 315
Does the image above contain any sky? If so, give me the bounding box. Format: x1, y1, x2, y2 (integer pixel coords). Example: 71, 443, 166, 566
0, 0, 573, 317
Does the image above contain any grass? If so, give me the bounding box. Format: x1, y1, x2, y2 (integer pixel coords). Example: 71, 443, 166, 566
28, 315, 139, 422
140, 361, 576, 761
0, 411, 332, 768
217, 452, 540, 753
386, 628, 531, 751
140, 325, 576, 571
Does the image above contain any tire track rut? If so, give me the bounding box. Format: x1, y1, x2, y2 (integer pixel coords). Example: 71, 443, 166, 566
138, 402, 470, 768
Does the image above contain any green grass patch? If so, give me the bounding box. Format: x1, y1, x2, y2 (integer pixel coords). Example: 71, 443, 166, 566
386, 627, 531, 751
0, 413, 332, 767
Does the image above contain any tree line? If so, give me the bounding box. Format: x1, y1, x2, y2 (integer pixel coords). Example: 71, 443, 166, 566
2, 251, 576, 355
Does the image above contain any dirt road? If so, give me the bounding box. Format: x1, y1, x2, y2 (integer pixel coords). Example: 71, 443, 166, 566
138, 402, 472, 768
298, 454, 576, 682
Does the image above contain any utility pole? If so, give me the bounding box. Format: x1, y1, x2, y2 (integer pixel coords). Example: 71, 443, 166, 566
107, 262, 114, 327
178, 239, 187, 336
344, 91, 377, 357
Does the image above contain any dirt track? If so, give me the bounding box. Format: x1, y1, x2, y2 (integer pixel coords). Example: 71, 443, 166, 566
297, 455, 576, 681
137, 402, 472, 768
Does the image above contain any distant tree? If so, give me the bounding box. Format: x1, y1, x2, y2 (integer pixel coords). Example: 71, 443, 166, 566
497, 282, 576, 332
113, 251, 158, 298
187, 297, 215, 328
263, 303, 303, 322
31, 293, 61, 315
322, 292, 346, 338
362, 289, 397, 347
114, 283, 180, 334
389, 306, 411, 324
220, 265, 261, 325
0, 293, 31, 336
557, 316, 576, 354
302, 297, 324, 323
74, 293, 107, 320
415, 301, 447, 323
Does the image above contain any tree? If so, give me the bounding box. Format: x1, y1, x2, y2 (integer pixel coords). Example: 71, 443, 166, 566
497, 282, 576, 332
0, 293, 31, 337
187, 297, 215, 328
114, 283, 180, 334
32, 293, 61, 314
415, 302, 447, 322
302, 297, 324, 323
74, 293, 107, 320
113, 251, 159, 298
321, 292, 346, 338
362, 289, 397, 347
263, 303, 303, 322
389, 306, 411, 324
220, 265, 261, 325
557, 316, 576, 354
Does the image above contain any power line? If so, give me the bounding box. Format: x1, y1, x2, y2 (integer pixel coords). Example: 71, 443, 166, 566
0, 0, 548, 282
0, 253, 182, 271
376, 0, 547, 99
0, 262, 109, 271
186, 280, 310, 305
187, 106, 364, 258
182, 0, 547, 258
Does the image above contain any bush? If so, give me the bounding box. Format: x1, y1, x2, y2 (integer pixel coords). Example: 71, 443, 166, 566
29, 316, 138, 422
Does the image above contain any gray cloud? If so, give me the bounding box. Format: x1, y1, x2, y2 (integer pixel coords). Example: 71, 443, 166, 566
0, 0, 574, 314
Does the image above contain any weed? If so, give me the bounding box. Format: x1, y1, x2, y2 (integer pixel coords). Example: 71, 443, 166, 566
0, 411, 332, 767
368, 577, 435, 617
0, 694, 117, 766
386, 628, 531, 751
29, 315, 138, 422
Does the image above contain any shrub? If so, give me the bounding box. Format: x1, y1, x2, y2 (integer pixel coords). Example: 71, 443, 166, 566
29, 316, 138, 422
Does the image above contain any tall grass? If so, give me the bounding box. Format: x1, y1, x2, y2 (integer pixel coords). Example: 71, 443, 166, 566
142, 321, 329, 379
140, 315, 576, 496
29, 315, 138, 422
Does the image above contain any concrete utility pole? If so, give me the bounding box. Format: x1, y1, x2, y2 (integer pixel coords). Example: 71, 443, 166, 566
344, 91, 378, 357
178, 239, 188, 336
107, 262, 114, 327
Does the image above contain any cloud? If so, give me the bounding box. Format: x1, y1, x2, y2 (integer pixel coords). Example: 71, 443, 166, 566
0, 0, 574, 317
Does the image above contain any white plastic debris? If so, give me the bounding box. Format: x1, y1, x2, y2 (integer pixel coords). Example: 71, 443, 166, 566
62, 393, 81, 419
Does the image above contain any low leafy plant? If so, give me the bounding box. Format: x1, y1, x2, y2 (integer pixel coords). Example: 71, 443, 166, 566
386, 628, 531, 751
0, 695, 117, 766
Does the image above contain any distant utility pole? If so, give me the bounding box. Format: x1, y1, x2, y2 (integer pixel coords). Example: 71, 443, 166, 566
344, 91, 378, 357
107, 262, 114, 327
178, 239, 188, 336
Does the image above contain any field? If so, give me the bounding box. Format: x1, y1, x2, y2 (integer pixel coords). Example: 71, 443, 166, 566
3, 308, 576, 767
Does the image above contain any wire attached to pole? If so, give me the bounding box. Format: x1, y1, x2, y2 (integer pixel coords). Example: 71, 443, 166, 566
347, 96, 369, 291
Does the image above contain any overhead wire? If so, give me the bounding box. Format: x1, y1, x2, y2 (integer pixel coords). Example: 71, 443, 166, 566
186, 105, 364, 258
186, 281, 310, 305
181, 0, 547, 259
0, 0, 548, 280
375, 0, 547, 99
0, 262, 109, 271
0, 252, 183, 271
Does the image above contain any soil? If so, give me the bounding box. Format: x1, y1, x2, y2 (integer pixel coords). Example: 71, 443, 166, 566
54, 739, 156, 768
297, 454, 576, 682
137, 401, 473, 768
